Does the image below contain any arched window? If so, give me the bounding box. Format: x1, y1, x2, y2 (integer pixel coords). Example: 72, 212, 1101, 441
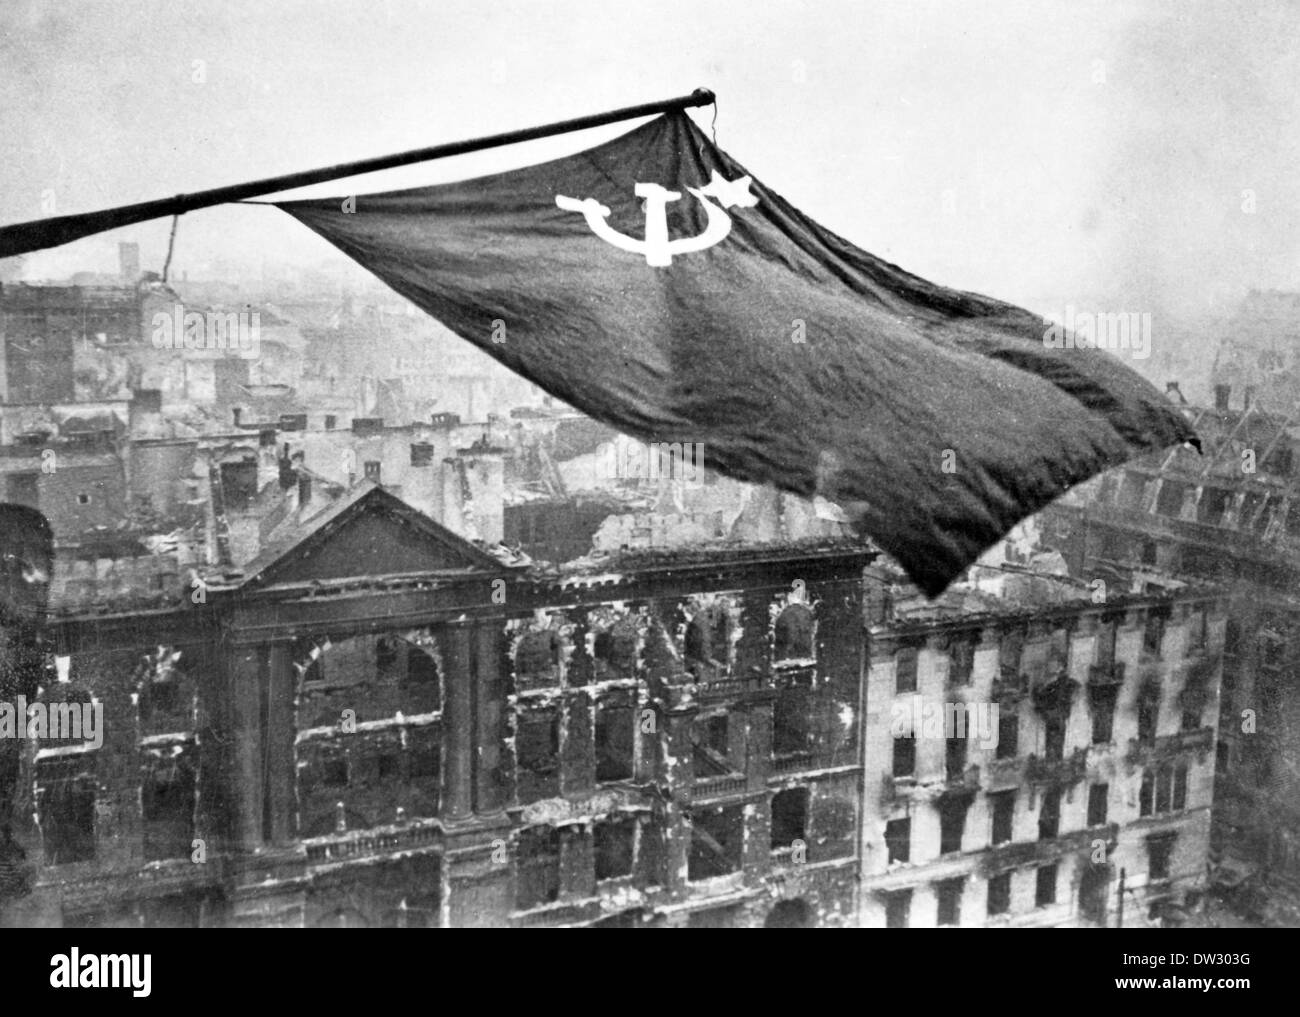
685, 605, 732, 678
773, 604, 814, 663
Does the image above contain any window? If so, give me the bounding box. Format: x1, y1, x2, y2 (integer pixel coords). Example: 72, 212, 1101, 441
999, 629, 1024, 675
1095, 621, 1118, 666
895, 647, 918, 693
1143, 763, 1188, 817
892, 735, 915, 778
595, 701, 634, 782
772, 680, 813, 757
37, 761, 97, 865
515, 708, 560, 802
364, 460, 381, 483
993, 708, 1018, 759
688, 805, 744, 880
884, 889, 911, 929
946, 734, 967, 779
936, 877, 963, 926
592, 618, 639, 678
990, 791, 1014, 845
515, 826, 561, 909
1188, 610, 1207, 652
1035, 863, 1058, 906
987, 872, 1011, 916
771, 787, 809, 851
773, 604, 814, 662
1147, 834, 1175, 881
1137, 689, 1159, 744
1038, 787, 1061, 840
1173, 764, 1188, 811
685, 604, 732, 678
885, 817, 910, 864
1090, 685, 1117, 744
409, 443, 435, 467
1087, 783, 1109, 827
142, 750, 197, 862
377, 753, 399, 780
1181, 699, 1201, 732
938, 796, 968, 855
1044, 716, 1066, 761
949, 636, 975, 686
594, 816, 636, 881
76, 492, 91, 505
1143, 609, 1166, 657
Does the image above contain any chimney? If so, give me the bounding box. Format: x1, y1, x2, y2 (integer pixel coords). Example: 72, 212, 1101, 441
1165, 381, 1188, 406
118, 242, 140, 283
1214, 384, 1231, 412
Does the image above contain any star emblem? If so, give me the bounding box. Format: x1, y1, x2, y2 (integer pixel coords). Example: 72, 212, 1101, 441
698, 170, 758, 210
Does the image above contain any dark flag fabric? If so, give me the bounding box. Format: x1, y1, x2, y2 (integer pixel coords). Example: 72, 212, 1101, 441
276, 110, 1198, 596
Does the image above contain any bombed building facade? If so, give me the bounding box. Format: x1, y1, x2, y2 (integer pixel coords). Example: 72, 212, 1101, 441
1, 484, 871, 928
1042, 382, 1300, 896
860, 562, 1224, 928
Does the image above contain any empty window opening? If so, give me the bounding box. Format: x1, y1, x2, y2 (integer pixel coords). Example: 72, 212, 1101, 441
1038, 787, 1061, 840
1087, 783, 1109, 827
895, 647, 918, 693
515, 826, 561, 910
687, 805, 744, 881
594, 816, 636, 881
892, 734, 915, 777
936, 877, 963, 926
987, 872, 1012, 916
595, 701, 635, 782
1035, 863, 1058, 907
771, 787, 809, 851
773, 604, 814, 662
885, 817, 910, 864
990, 791, 1015, 845
884, 889, 912, 929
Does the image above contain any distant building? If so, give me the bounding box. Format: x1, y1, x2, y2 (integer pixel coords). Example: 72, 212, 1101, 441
862, 563, 1225, 928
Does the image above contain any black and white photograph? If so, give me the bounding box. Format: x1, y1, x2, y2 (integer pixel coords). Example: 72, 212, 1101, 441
0, 0, 1291, 977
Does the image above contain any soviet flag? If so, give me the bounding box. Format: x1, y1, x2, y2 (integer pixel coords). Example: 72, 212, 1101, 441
276, 110, 1198, 595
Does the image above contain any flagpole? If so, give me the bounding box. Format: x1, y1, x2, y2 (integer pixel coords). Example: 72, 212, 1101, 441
0, 88, 716, 260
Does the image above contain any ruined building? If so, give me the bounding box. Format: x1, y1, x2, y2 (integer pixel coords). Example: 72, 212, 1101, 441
861, 561, 1224, 928
1, 483, 871, 927
1041, 384, 1300, 890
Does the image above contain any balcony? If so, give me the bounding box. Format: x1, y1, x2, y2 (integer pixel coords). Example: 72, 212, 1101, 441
1026, 748, 1088, 786
983, 756, 1024, 790
771, 750, 815, 774
942, 764, 981, 795
1128, 726, 1215, 765
980, 823, 1118, 877
690, 773, 748, 800
695, 669, 767, 703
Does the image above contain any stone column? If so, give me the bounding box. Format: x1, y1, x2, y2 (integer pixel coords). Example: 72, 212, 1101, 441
442, 623, 473, 822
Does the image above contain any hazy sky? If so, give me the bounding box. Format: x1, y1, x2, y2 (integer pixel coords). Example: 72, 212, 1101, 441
2, 0, 1297, 336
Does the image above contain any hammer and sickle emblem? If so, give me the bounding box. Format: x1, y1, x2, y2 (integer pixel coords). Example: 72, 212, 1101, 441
556, 170, 758, 266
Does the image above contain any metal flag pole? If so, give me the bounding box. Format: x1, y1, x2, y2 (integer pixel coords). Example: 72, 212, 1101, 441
0, 88, 716, 260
